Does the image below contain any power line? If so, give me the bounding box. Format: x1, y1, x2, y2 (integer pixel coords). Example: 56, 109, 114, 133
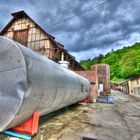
48, 0, 140, 37
44, 0, 114, 29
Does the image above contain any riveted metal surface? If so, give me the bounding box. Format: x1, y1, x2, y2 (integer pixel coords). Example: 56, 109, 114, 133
0, 36, 91, 131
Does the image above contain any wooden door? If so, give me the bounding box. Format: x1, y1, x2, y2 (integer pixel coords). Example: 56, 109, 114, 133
13, 29, 28, 46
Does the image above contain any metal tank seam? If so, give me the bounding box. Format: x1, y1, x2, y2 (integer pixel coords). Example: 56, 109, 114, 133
0, 66, 25, 73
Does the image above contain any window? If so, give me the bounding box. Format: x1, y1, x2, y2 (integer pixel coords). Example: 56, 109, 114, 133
136, 79, 139, 85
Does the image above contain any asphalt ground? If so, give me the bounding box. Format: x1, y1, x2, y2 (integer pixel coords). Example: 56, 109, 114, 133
0, 91, 140, 140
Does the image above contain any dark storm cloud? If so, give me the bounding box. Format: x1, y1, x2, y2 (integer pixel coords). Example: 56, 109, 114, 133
0, 0, 140, 60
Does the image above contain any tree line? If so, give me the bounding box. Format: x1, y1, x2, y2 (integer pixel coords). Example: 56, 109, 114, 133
80, 43, 140, 81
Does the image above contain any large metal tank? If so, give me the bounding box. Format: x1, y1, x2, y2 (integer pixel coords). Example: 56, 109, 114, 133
0, 36, 91, 131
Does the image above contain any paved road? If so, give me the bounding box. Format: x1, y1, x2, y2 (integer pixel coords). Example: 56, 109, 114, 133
33, 91, 140, 140
81, 91, 140, 140
0, 91, 140, 140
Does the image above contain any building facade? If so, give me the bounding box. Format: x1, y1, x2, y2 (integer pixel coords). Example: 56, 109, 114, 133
75, 71, 99, 100
91, 64, 110, 95
0, 11, 84, 71
121, 75, 140, 96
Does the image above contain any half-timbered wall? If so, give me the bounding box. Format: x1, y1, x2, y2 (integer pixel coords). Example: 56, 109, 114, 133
1, 11, 84, 70
3, 17, 51, 56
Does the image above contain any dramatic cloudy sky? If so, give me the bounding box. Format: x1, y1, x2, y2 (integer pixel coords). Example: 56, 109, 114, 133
0, 0, 140, 61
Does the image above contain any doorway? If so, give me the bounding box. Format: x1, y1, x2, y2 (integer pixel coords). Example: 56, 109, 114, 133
13, 29, 28, 46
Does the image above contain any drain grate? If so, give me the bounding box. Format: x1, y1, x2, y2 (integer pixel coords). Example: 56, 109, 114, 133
82, 137, 98, 140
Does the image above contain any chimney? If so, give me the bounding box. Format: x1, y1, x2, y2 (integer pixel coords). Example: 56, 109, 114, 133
58, 52, 69, 68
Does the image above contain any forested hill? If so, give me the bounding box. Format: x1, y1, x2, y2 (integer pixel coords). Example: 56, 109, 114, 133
80, 43, 140, 81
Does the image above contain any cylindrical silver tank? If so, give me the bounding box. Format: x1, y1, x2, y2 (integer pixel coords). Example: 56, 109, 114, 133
0, 36, 91, 131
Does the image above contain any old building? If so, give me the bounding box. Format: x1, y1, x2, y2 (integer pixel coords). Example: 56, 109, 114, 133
91, 64, 110, 95
75, 70, 99, 100
120, 75, 140, 96
111, 82, 122, 91
0, 11, 84, 71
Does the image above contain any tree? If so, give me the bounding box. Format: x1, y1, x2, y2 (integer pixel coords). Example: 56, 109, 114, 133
120, 50, 140, 78
80, 42, 140, 81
